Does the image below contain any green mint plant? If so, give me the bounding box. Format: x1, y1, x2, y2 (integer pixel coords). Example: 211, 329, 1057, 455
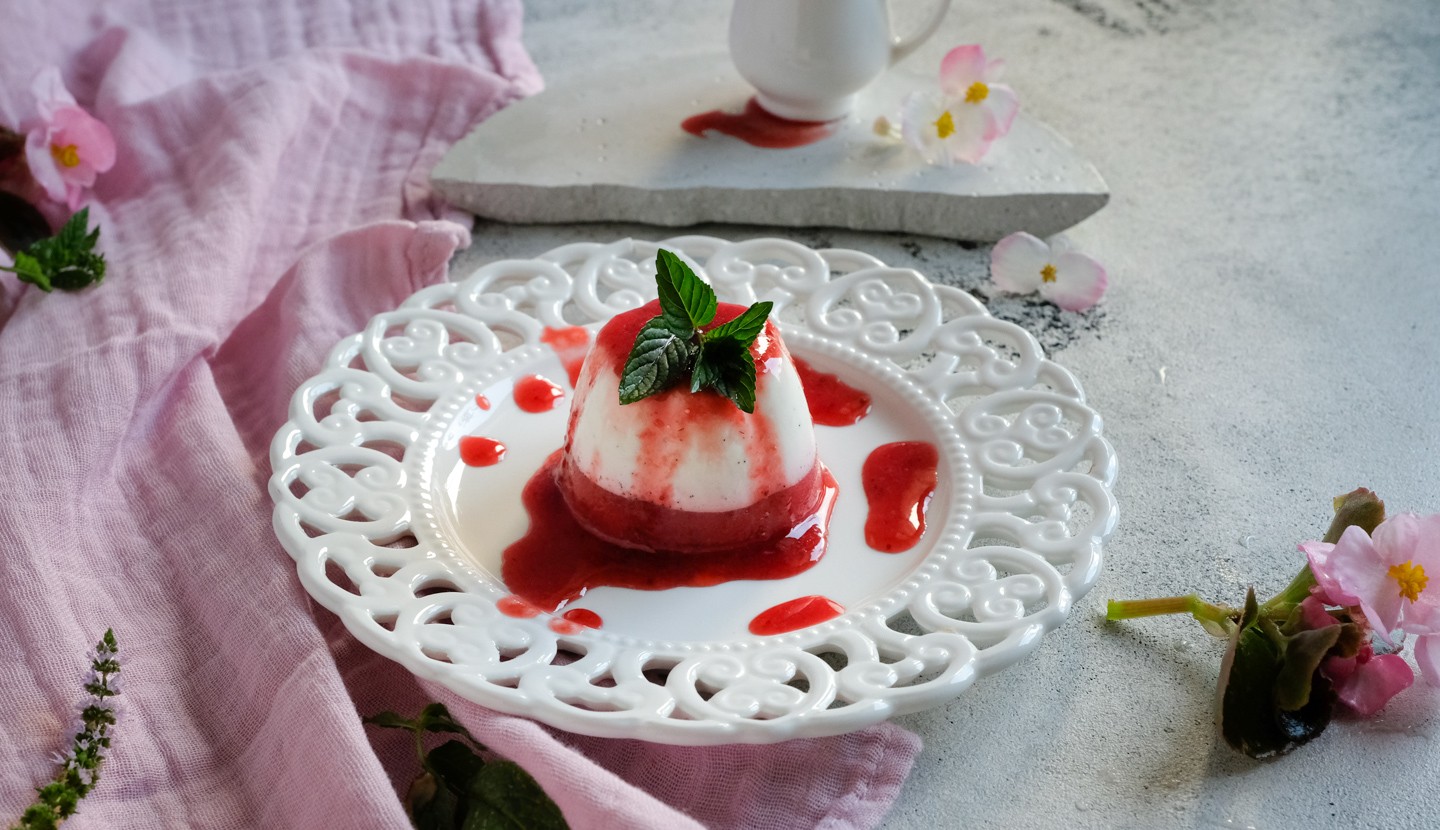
12, 630, 121, 830
618, 249, 774, 413
364, 703, 567, 830
0, 207, 106, 293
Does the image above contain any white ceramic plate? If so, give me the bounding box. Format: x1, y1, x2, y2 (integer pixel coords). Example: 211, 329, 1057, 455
269, 236, 1117, 745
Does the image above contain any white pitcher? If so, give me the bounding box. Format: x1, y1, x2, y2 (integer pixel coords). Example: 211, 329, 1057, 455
729, 0, 953, 122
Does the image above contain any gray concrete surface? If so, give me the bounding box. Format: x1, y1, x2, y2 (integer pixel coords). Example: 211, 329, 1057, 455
451, 2, 1440, 827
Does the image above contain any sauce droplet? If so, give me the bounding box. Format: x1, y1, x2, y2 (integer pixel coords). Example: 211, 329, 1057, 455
459, 436, 506, 467
497, 595, 541, 618
682, 98, 838, 149
562, 608, 602, 629
749, 595, 845, 636
541, 326, 592, 388
475, 394, 492, 410
514, 375, 565, 412
794, 357, 872, 426
862, 441, 939, 553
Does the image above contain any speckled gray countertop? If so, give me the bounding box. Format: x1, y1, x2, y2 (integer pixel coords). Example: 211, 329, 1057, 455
451, 2, 1440, 827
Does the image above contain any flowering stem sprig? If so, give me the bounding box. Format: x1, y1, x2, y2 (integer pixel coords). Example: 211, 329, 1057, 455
12, 630, 121, 830
1106, 489, 1428, 758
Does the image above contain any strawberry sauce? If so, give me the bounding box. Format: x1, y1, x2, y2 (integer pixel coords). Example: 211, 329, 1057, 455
793, 357, 872, 426
862, 441, 939, 553
502, 452, 839, 613
749, 595, 845, 636
475, 394, 492, 410
682, 98, 839, 149
514, 375, 565, 412
459, 436, 506, 467
541, 326, 591, 388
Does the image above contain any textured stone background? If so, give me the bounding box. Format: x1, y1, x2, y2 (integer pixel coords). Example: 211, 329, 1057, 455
451, 2, 1440, 827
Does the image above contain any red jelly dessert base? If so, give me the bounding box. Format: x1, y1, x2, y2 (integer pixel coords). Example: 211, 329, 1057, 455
863, 441, 939, 553
502, 451, 839, 613
682, 98, 838, 149
793, 357, 873, 427
558, 455, 826, 555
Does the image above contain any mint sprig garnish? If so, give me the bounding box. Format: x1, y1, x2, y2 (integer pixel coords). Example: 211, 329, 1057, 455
365, 703, 568, 830
618, 250, 773, 413
1, 208, 106, 293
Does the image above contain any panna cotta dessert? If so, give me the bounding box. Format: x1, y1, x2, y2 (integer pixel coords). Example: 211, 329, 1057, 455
555, 298, 825, 554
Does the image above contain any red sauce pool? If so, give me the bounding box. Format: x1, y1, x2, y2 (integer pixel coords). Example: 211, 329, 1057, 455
862, 441, 939, 553
749, 595, 845, 636
793, 357, 872, 426
514, 375, 565, 412
459, 436, 506, 467
541, 326, 591, 388
502, 451, 839, 612
682, 98, 839, 149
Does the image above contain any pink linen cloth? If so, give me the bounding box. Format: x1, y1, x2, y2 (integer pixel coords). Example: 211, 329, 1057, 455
0, 1, 922, 829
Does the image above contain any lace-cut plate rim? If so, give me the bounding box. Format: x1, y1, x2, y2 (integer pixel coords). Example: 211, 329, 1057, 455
269, 236, 1118, 744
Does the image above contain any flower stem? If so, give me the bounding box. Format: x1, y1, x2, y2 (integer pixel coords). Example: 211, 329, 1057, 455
1106, 594, 1236, 627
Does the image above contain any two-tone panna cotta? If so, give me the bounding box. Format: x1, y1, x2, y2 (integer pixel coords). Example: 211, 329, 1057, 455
557, 298, 825, 554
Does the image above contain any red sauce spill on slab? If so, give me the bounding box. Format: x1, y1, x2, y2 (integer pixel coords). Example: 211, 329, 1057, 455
497, 595, 541, 618
503, 452, 839, 612
794, 357, 873, 426
459, 436, 506, 467
475, 394, 492, 410
862, 441, 939, 553
515, 375, 565, 412
749, 595, 845, 636
541, 326, 592, 388
682, 98, 838, 149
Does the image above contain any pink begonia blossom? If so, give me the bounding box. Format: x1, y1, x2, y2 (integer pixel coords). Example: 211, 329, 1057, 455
1294, 596, 1413, 716
900, 45, 1018, 165
1304, 513, 1440, 684
23, 68, 116, 210
990, 231, 1108, 311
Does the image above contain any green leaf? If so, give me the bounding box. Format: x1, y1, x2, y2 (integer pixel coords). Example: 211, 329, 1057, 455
1, 207, 106, 293
464, 761, 569, 830
654, 249, 716, 329
1217, 588, 1335, 758
411, 771, 460, 830
692, 337, 757, 413
618, 319, 695, 404
703, 301, 773, 346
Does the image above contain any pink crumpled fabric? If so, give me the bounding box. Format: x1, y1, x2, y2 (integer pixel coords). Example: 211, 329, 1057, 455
0, 1, 922, 828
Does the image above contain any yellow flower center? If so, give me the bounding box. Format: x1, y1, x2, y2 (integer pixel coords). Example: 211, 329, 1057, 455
1389, 560, 1428, 603
933, 110, 956, 140
965, 82, 990, 104
51, 143, 80, 168
1041, 264, 1058, 283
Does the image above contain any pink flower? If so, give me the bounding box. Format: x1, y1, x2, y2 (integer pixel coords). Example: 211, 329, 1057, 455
23, 68, 116, 210
1294, 596, 1413, 715
990, 232, 1108, 311
1304, 513, 1440, 683
900, 45, 1019, 165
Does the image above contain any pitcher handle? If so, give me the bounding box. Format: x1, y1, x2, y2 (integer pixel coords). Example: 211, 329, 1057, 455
889, 0, 953, 66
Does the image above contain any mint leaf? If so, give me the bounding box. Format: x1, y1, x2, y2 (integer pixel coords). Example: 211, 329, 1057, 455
692, 337, 758, 413
703, 301, 773, 345
1, 207, 106, 293
655, 249, 716, 329
464, 761, 569, 830
618, 319, 695, 404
